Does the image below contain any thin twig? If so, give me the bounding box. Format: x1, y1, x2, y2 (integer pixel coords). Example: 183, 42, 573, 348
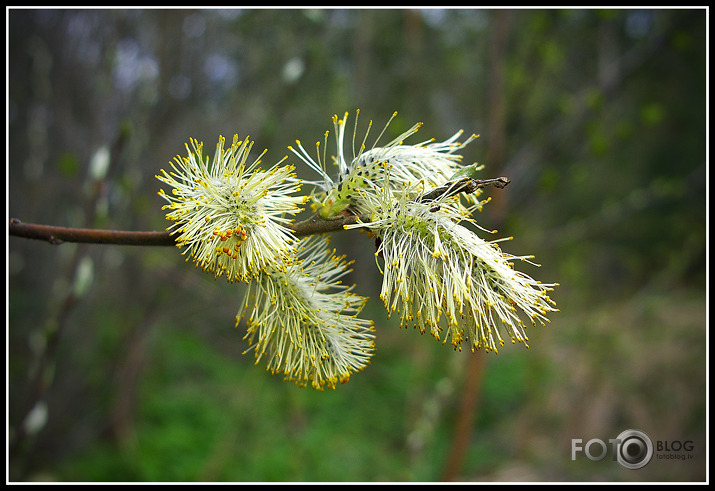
8, 214, 371, 247
418, 177, 510, 204
8, 218, 175, 246
9, 176, 509, 247
288, 212, 370, 236
9, 175, 511, 247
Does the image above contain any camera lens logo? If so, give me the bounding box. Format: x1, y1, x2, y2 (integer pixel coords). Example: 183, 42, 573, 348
615, 429, 653, 470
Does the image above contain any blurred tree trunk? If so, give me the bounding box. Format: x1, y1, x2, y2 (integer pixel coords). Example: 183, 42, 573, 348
442, 9, 510, 482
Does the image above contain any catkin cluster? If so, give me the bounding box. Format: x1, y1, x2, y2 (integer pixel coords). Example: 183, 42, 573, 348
158, 111, 558, 389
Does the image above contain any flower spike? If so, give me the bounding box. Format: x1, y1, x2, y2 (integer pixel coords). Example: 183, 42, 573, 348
289, 110, 481, 219
346, 182, 558, 354
157, 134, 307, 282
237, 236, 375, 390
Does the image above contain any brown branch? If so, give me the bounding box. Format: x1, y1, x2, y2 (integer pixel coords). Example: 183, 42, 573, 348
8, 177, 509, 247
8, 214, 371, 247
287, 212, 369, 236
8, 218, 175, 246
418, 176, 510, 203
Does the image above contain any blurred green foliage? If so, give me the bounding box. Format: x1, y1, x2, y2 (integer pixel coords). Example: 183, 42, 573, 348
8, 8, 706, 482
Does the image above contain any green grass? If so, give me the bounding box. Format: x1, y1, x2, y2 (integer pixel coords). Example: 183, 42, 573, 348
52, 286, 705, 482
